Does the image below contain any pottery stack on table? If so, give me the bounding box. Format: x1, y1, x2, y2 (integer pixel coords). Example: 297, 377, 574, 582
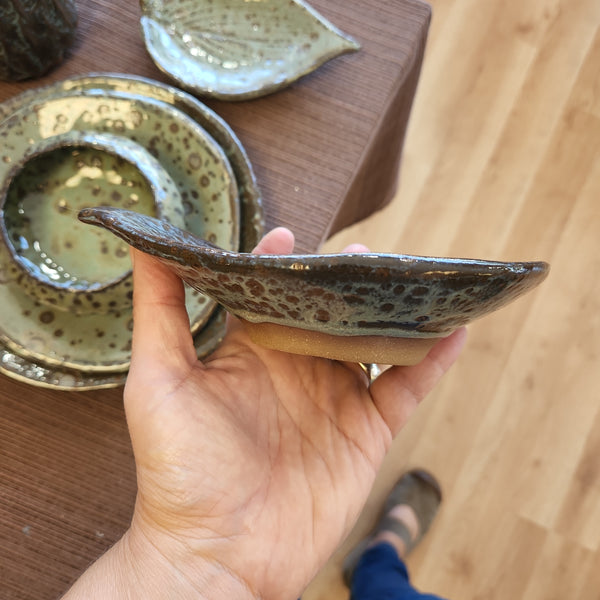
0, 0, 367, 390
0, 74, 264, 390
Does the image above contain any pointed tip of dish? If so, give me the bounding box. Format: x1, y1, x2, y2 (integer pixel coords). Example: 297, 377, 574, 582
343, 35, 361, 53
78, 206, 126, 230
77, 206, 104, 225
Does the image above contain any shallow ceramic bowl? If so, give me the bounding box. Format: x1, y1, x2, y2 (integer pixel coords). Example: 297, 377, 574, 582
0, 74, 264, 389
79, 207, 550, 349
0, 131, 185, 315
139, 0, 360, 100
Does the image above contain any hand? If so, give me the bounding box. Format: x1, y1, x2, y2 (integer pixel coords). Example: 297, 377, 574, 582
64, 228, 466, 600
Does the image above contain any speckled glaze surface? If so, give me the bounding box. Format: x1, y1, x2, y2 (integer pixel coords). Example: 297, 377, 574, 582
0, 307, 227, 391
0, 91, 240, 251
0, 75, 263, 388
0, 87, 241, 373
139, 0, 360, 100
0, 0, 77, 81
1, 131, 185, 315
81, 208, 551, 339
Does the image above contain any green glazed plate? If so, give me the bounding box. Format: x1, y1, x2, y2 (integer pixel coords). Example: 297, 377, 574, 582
0, 74, 264, 389
0, 90, 237, 372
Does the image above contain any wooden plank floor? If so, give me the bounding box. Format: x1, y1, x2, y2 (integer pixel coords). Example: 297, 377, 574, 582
306, 0, 600, 597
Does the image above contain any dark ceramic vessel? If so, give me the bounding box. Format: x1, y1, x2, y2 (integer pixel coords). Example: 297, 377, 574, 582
80, 207, 550, 340
0, 0, 78, 81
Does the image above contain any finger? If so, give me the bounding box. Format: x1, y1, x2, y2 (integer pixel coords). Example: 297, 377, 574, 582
252, 227, 295, 255
342, 243, 370, 253
370, 327, 468, 436
129, 248, 197, 378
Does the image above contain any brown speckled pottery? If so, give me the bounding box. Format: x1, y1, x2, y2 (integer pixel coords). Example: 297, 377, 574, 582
0, 131, 186, 316
139, 0, 360, 100
80, 207, 550, 341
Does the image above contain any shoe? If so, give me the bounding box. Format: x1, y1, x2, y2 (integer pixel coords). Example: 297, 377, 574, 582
342, 469, 442, 587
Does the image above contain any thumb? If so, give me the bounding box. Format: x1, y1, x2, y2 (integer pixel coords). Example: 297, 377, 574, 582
128, 248, 197, 381
252, 226, 295, 255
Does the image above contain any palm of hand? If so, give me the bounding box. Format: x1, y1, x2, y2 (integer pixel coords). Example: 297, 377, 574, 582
123, 229, 465, 599
127, 323, 392, 596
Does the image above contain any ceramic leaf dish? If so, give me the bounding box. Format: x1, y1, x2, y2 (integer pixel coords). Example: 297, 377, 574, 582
139, 0, 360, 100
80, 207, 550, 365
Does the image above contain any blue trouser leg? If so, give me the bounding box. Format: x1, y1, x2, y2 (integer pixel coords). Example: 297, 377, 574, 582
350, 543, 447, 600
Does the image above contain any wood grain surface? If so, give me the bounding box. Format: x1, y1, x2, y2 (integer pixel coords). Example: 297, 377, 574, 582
313, 0, 600, 598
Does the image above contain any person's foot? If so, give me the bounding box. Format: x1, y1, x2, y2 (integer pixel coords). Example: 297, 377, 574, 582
342, 469, 442, 587
369, 502, 421, 559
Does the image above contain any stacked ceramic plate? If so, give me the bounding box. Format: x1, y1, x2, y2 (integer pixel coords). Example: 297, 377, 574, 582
0, 73, 264, 390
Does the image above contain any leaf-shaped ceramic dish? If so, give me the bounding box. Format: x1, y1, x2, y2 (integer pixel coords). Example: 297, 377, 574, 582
139, 0, 360, 100
79, 207, 550, 365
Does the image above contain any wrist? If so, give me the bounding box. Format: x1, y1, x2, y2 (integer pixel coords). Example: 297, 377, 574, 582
124, 522, 259, 600
62, 524, 258, 600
